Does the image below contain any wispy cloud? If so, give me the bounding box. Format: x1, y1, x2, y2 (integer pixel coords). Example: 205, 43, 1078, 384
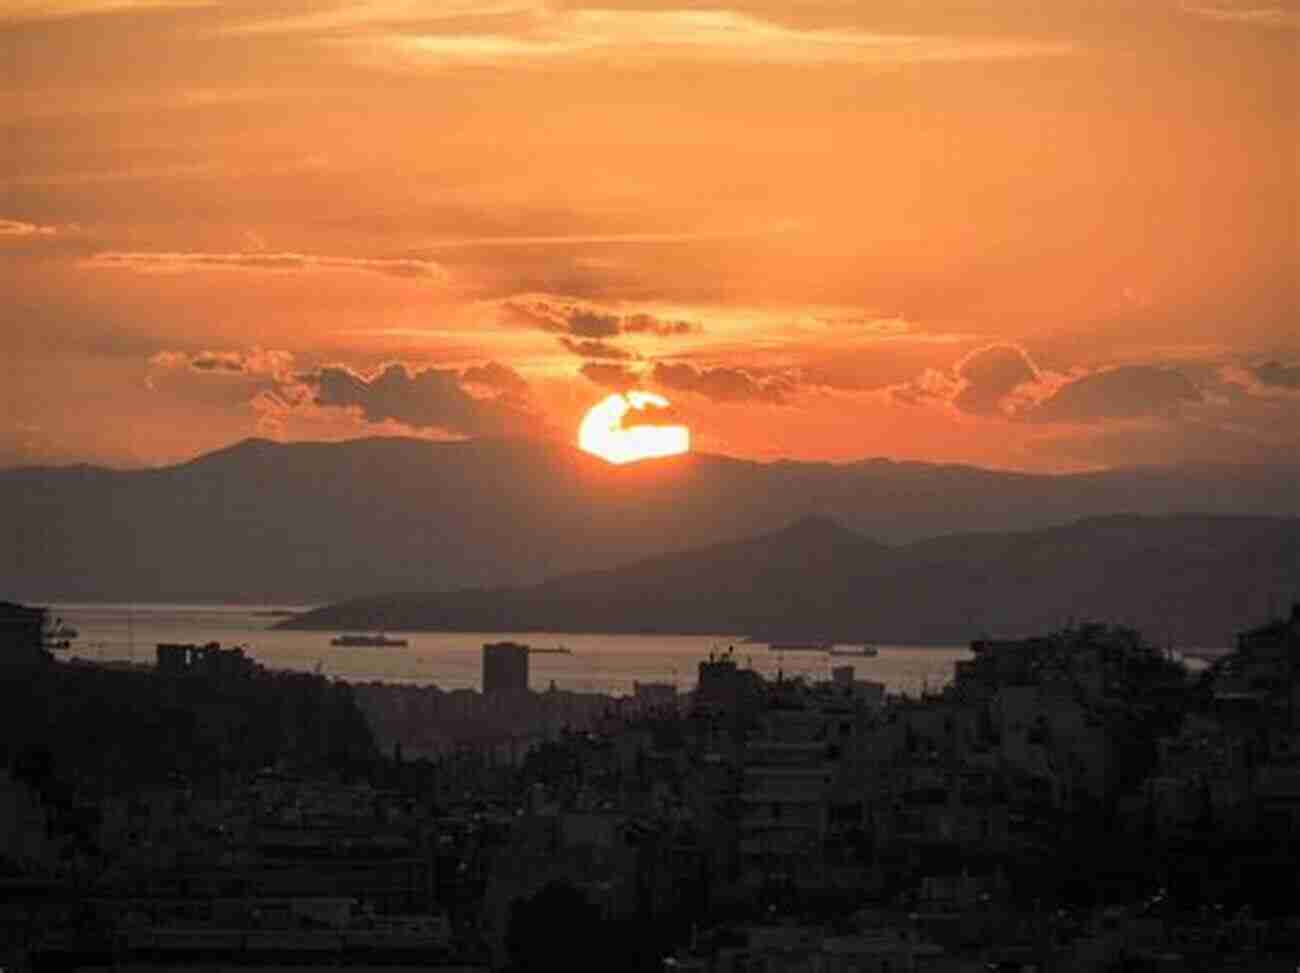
0, 218, 59, 237
319, 8, 1074, 67
149, 348, 296, 380
560, 337, 639, 360
83, 250, 448, 281
498, 295, 701, 339
0, 88, 320, 125
1183, 2, 1300, 27
652, 361, 794, 404
226, 0, 543, 36
1, 0, 213, 22
411, 229, 765, 249
5, 162, 225, 189
0, 218, 89, 258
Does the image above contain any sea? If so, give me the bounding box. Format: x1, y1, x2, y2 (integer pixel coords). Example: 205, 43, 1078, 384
45, 603, 983, 698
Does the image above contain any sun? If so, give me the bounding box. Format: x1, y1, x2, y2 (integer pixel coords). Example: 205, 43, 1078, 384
578, 391, 691, 464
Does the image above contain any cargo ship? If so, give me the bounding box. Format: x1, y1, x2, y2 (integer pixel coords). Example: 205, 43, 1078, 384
829, 644, 878, 657
329, 634, 408, 647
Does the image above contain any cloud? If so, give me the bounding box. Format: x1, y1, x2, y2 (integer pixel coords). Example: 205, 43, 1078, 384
1252, 360, 1300, 389
149, 348, 294, 376
0, 218, 59, 237
567, 310, 622, 338
352, 9, 1074, 68
190, 354, 245, 374
951, 344, 1041, 416
1218, 360, 1300, 399
622, 313, 696, 336
0, 219, 92, 258
891, 343, 1055, 416
1026, 365, 1202, 423
147, 348, 296, 389
148, 350, 541, 440
461, 360, 529, 394
301, 362, 546, 438
500, 295, 701, 338
812, 314, 914, 338
891, 367, 962, 408
890, 348, 1207, 425
411, 230, 742, 249
1, 0, 212, 22
579, 362, 642, 390
559, 338, 637, 360
500, 297, 605, 334
224, 0, 539, 36
83, 251, 448, 281
1183, 3, 1300, 27
651, 361, 793, 404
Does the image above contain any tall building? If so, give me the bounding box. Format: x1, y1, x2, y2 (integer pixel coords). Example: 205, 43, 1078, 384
482, 641, 529, 694
694, 649, 762, 731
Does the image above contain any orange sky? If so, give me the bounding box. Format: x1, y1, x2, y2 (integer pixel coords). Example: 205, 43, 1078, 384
3, 0, 1297, 471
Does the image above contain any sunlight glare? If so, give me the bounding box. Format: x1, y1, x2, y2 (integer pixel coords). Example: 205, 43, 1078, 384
578, 391, 690, 464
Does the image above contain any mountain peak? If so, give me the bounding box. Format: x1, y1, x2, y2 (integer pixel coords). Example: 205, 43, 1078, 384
773, 513, 864, 546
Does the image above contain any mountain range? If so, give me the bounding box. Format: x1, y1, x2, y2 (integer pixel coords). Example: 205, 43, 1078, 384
279, 512, 1300, 647
4, 435, 1299, 614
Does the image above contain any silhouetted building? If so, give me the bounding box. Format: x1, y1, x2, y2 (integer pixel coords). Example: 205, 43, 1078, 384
0, 600, 47, 666
633, 681, 678, 711
482, 641, 529, 694
155, 641, 257, 679
694, 650, 762, 729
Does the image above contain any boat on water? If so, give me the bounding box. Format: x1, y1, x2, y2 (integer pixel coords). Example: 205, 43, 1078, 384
768, 641, 833, 652
44, 620, 78, 650
528, 645, 573, 655
829, 644, 878, 657
330, 634, 408, 647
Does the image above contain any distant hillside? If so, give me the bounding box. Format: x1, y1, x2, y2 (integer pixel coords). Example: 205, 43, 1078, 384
281, 513, 1300, 647
4, 435, 1300, 603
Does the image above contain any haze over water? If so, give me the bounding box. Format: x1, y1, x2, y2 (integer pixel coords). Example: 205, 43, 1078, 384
50, 603, 979, 697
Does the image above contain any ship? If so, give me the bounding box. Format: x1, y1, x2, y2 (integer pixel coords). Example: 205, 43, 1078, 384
767, 641, 833, 652
829, 644, 878, 657
329, 634, 408, 647
44, 619, 78, 650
